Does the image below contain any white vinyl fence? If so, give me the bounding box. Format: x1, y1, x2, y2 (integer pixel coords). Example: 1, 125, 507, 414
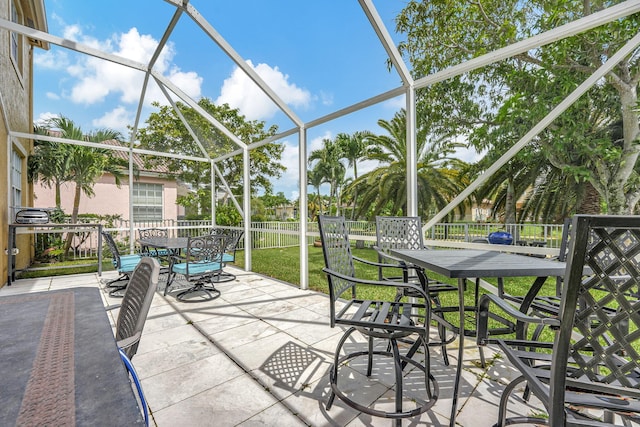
25, 219, 566, 263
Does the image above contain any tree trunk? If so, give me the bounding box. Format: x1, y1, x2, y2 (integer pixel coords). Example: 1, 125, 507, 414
504, 178, 517, 224
62, 184, 82, 259
577, 181, 601, 214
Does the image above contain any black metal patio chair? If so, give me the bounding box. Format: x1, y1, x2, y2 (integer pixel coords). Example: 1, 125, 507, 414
165, 234, 226, 302
374, 215, 458, 365
318, 215, 438, 426
102, 231, 143, 297
477, 214, 640, 426
209, 227, 244, 281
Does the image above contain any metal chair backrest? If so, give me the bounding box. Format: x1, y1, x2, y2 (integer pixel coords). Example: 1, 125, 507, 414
318, 215, 357, 316
115, 257, 160, 359
557, 217, 573, 262
102, 231, 124, 270
548, 215, 640, 423
183, 234, 226, 274
375, 216, 425, 253
138, 227, 168, 239
210, 227, 244, 259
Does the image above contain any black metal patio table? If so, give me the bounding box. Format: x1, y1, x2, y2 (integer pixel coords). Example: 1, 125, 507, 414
0, 287, 144, 425
389, 248, 567, 427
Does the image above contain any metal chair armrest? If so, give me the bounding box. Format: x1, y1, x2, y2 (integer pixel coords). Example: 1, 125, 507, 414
322, 267, 429, 300
477, 293, 561, 345
352, 254, 406, 270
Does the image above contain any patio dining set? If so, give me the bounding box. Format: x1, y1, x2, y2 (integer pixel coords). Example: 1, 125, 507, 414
102, 227, 244, 302
316, 214, 640, 427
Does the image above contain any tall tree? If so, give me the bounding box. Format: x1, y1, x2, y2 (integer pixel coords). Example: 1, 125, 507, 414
345, 110, 468, 219
136, 99, 286, 216
335, 131, 376, 219
396, 0, 640, 214
308, 138, 346, 214
29, 126, 73, 208
32, 116, 125, 257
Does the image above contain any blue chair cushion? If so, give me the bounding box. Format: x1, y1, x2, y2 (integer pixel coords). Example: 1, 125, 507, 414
119, 255, 142, 272
222, 253, 234, 263
121, 254, 142, 263
172, 261, 222, 276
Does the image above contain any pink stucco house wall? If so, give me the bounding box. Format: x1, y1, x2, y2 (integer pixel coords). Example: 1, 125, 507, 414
33, 175, 181, 221
33, 140, 184, 221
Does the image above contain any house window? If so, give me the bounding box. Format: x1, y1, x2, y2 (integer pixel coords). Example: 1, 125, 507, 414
133, 183, 163, 221
10, 0, 23, 76
11, 148, 23, 219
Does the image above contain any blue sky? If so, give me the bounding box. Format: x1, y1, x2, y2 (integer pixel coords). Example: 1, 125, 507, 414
33, 1, 471, 200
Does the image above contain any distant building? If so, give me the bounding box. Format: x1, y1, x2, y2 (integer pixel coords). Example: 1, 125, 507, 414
34, 140, 185, 221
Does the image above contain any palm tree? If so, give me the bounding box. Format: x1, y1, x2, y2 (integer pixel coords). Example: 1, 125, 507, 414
345, 109, 467, 219
33, 116, 126, 257
308, 138, 345, 214
307, 168, 326, 219
29, 125, 73, 208
335, 131, 376, 219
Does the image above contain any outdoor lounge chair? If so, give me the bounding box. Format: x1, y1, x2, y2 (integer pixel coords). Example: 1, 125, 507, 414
374, 215, 458, 365
102, 231, 142, 297
477, 214, 640, 426
165, 234, 226, 302
318, 215, 438, 426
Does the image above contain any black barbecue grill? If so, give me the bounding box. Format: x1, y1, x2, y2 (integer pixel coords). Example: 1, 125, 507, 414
14, 208, 51, 224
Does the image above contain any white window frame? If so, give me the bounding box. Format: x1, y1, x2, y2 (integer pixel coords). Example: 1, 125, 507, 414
132, 182, 164, 221
9, 0, 23, 77
11, 147, 23, 220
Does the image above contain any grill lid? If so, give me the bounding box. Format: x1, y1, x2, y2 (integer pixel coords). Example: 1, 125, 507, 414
15, 208, 50, 224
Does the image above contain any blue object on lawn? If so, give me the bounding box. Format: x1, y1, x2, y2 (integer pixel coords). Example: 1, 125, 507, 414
488, 231, 513, 245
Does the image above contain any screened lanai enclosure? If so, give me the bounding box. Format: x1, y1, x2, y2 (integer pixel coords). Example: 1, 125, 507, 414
2, 0, 640, 289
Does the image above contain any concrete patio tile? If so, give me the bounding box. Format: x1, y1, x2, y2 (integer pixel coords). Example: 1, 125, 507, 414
219, 287, 273, 304
133, 335, 221, 379
239, 402, 308, 426
236, 294, 303, 318
192, 309, 259, 336
169, 297, 246, 323
142, 352, 246, 411
150, 374, 281, 427
282, 317, 343, 347
141, 303, 192, 334
280, 369, 368, 427
208, 318, 281, 350
261, 306, 326, 332
135, 323, 213, 356
454, 375, 544, 427
231, 332, 308, 371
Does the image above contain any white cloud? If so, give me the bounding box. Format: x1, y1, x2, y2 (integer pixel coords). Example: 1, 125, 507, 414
216, 60, 311, 120
62, 27, 201, 107
34, 112, 59, 126
280, 140, 300, 184
46, 92, 60, 100
34, 49, 69, 70
92, 106, 133, 134
309, 131, 331, 153
319, 90, 334, 106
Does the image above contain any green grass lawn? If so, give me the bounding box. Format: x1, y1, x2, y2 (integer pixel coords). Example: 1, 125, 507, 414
17, 260, 115, 279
